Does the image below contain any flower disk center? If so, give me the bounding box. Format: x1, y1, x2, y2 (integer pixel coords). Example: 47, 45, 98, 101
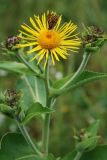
38, 30, 61, 49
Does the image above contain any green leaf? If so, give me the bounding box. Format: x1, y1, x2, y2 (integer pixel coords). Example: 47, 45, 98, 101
80, 145, 107, 160
0, 61, 35, 75
16, 76, 36, 111
76, 136, 99, 152
76, 120, 100, 152
16, 76, 46, 111
0, 133, 35, 160
52, 74, 73, 89
62, 150, 77, 160
0, 104, 12, 113
15, 155, 37, 160
44, 154, 56, 160
53, 71, 107, 90
35, 77, 46, 107
22, 102, 53, 124
87, 120, 100, 136
16, 154, 56, 160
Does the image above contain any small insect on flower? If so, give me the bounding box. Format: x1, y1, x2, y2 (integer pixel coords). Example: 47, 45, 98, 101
17, 11, 81, 69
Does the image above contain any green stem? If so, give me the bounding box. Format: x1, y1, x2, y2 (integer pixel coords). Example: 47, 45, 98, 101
16, 51, 44, 79
74, 151, 83, 160
42, 99, 55, 155
50, 52, 91, 96
16, 120, 42, 157
42, 60, 53, 155
42, 108, 51, 155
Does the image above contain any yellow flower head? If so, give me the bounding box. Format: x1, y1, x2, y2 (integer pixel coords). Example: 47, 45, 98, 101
17, 11, 81, 68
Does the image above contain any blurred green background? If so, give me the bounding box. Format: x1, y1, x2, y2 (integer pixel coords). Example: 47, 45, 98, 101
0, 0, 107, 157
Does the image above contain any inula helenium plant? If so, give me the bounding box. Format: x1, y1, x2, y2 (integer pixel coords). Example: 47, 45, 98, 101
0, 10, 107, 160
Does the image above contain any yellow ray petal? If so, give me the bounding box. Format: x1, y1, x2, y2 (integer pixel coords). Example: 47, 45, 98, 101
27, 45, 41, 54
37, 49, 46, 64
18, 36, 36, 41
42, 13, 47, 29
34, 15, 44, 30
17, 42, 37, 48
21, 24, 38, 37
50, 52, 55, 65
61, 33, 80, 40
51, 50, 60, 61
30, 17, 41, 32
55, 48, 67, 59
44, 50, 49, 69
30, 51, 43, 62
19, 30, 35, 38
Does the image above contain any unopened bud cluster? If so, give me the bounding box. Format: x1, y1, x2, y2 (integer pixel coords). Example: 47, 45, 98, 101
6, 36, 20, 50
82, 26, 107, 53
0, 89, 23, 120
5, 89, 20, 107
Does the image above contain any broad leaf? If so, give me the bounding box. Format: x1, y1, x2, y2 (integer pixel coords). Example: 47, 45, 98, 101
16, 76, 37, 111
53, 71, 107, 89
35, 77, 46, 107
16, 75, 46, 111
52, 70, 107, 95
53, 74, 73, 89
0, 61, 38, 75
0, 133, 35, 160
22, 102, 53, 124
80, 145, 107, 160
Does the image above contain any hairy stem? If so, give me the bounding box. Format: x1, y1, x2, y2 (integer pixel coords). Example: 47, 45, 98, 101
42, 107, 51, 155
42, 60, 52, 155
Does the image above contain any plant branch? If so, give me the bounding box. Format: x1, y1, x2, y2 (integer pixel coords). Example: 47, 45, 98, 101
60, 52, 91, 89
50, 52, 91, 96
42, 98, 55, 155
16, 51, 44, 79
42, 60, 54, 155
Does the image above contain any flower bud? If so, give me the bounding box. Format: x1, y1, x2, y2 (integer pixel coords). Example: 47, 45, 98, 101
6, 36, 20, 50
82, 25, 107, 53
0, 89, 24, 120
74, 121, 100, 152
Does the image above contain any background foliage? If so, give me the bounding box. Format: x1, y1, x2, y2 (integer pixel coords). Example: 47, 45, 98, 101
0, 0, 107, 157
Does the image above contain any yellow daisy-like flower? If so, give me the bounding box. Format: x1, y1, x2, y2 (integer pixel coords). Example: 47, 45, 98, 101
17, 12, 81, 68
